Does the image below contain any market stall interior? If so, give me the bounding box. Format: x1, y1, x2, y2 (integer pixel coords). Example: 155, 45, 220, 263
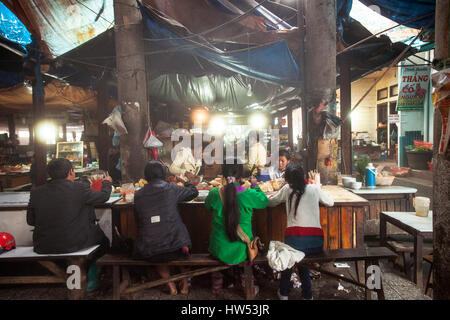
0, 0, 442, 300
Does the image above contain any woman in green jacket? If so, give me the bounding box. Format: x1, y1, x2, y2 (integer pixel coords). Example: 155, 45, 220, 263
205, 159, 268, 265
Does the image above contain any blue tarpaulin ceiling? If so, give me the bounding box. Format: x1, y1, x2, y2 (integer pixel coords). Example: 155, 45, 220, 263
0, 2, 30, 88
139, 1, 299, 88
0, 0, 437, 112
0, 2, 31, 46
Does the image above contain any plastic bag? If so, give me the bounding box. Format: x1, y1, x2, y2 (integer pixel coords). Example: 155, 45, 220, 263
322, 112, 342, 139
102, 105, 128, 136
112, 131, 120, 147
143, 128, 163, 148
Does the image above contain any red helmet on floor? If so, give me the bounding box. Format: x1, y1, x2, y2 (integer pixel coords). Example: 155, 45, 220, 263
0, 232, 16, 254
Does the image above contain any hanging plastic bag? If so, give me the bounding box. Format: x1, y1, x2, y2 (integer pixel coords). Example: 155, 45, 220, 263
112, 131, 120, 147
102, 105, 128, 136
322, 112, 342, 139
143, 128, 163, 148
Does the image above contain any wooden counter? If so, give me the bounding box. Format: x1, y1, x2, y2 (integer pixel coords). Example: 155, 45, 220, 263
0, 172, 31, 190
347, 186, 417, 236
114, 185, 369, 253
0, 185, 369, 253
252, 186, 368, 253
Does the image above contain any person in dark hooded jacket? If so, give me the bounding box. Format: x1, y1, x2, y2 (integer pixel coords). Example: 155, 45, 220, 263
133, 160, 198, 295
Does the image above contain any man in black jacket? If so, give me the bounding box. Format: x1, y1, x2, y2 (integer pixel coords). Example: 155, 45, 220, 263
133, 160, 198, 295
27, 158, 112, 254
27, 158, 112, 291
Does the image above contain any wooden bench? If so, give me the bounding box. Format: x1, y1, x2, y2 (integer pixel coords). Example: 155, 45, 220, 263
0, 245, 100, 300
97, 246, 397, 300
97, 253, 255, 300
387, 240, 433, 276
297, 247, 397, 300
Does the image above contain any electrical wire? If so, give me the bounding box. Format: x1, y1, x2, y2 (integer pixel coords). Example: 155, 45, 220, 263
135, 0, 271, 44
74, 0, 114, 26
337, 12, 434, 56
267, 0, 297, 12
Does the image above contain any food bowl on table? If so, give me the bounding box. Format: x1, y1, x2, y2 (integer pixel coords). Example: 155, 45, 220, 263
351, 181, 362, 190
195, 190, 210, 202
376, 175, 395, 186
342, 177, 356, 188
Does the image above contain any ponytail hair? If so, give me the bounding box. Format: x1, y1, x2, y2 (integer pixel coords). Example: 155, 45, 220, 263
222, 158, 243, 242
284, 164, 306, 217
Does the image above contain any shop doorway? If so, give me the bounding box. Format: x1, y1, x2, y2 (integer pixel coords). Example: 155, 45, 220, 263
377, 103, 388, 144
389, 102, 399, 160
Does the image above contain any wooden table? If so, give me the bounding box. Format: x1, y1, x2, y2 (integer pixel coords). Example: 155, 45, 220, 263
380, 211, 432, 290
349, 186, 417, 236
114, 186, 369, 253
0, 186, 369, 251
0, 192, 120, 210
0, 171, 31, 190
112, 185, 369, 284
0, 168, 97, 192
0, 192, 121, 246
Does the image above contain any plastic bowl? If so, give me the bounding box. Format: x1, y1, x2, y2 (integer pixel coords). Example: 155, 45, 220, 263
351, 182, 362, 190
342, 177, 356, 188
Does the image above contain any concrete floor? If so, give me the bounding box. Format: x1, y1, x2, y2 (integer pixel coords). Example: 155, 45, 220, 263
0, 256, 432, 300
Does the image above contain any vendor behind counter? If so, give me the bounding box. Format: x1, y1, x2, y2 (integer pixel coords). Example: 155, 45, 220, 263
169, 147, 202, 180
254, 149, 291, 182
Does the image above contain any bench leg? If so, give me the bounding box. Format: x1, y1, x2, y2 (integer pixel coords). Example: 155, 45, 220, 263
364, 259, 385, 300
424, 260, 433, 296
113, 265, 121, 300
243, 264, 254, 300
371, 260, 385, 300
363, 260, 372, 300
120, 267, 131, 293
356, 260, 368, 298
67, 258, 88, 300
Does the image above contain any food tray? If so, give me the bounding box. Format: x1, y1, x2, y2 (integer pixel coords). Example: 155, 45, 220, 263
375, 176, 395, 186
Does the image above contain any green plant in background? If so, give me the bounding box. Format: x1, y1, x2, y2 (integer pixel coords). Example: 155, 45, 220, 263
410, 146, 432, 152
355, 156, 370, 184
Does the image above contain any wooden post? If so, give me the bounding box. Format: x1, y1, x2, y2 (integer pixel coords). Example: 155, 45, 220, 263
114, 0, 150, 182
303, 0, 337, 171
287, 107, 294, 149
339, 57, 352, 175
7, 114, 15, 139
296, 0, 308, 162
96, 78, 110, 171
32, 56, 47, 186
62, 123, 67, 142
28, 124, 33, 146
433, 0, 450, 300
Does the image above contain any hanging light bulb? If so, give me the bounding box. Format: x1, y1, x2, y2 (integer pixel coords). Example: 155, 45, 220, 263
247, 83, 253, 97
